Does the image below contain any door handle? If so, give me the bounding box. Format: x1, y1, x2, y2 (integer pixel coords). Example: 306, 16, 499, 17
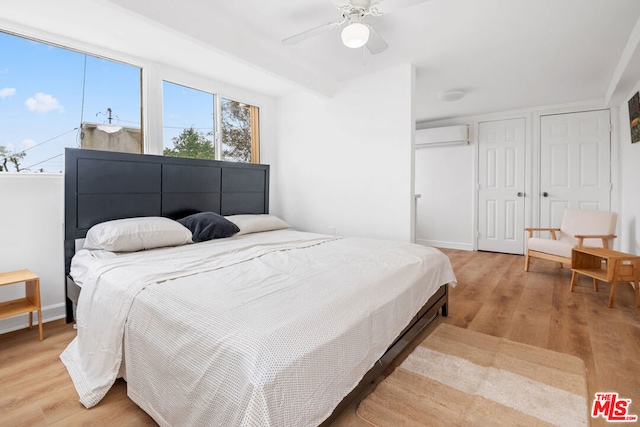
542, 192, 549, 197
517, 192, 524, 197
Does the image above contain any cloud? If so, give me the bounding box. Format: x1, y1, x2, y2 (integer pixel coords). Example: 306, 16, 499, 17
0, 87, 16, 98
21, 139, 37, 149
25, 92, 64, 113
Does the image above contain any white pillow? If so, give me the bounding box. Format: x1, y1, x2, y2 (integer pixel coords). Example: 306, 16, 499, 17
84, 217, 193, 252
225, 214, 290, 236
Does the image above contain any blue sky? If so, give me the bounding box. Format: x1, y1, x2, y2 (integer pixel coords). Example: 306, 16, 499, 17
0, 31, 215, 172
163, 81, 215, 151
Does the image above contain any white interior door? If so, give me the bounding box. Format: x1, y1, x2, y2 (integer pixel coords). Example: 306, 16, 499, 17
540, 110, 611, 227
477, 118, 526, 254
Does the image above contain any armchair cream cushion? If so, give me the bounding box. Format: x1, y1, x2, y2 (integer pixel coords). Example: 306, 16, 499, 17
527, 237, 573, 259
524, 209, 617, 271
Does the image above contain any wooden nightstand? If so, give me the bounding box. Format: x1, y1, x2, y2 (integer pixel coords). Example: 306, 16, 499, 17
570, 247, 640, 308
0, 269, 43, 340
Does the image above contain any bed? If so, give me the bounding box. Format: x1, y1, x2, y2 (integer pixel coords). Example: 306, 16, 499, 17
61, 148, 456, 426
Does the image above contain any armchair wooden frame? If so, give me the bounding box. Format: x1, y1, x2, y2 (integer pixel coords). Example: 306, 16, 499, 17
524, 227, 616, 272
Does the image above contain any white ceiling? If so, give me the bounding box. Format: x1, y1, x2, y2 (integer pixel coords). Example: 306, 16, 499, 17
4, 0, 640, 122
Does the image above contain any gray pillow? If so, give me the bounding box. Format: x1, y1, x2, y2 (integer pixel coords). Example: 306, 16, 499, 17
177, 212, 240, 242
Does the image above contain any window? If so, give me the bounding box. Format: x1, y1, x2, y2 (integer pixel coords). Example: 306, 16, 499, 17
0, 31, 142, 173
221, 98, 260, 163
162, 81, 260, 164
0, 30, 261, 172
162, 81, 215, 160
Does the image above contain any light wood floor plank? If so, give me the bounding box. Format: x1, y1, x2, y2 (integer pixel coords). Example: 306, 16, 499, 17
1, 249, 639, 426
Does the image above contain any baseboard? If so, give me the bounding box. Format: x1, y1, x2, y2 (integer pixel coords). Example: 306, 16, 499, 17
416, 239, 474, 251
0, 302, 66, 335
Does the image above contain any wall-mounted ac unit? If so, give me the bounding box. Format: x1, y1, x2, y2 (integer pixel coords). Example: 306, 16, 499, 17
415, 124, 469, 147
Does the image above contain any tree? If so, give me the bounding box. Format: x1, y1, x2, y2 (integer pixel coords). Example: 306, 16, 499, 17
221, 100, 252, 162
163, 127, 214, 160
0, 146, 26, 172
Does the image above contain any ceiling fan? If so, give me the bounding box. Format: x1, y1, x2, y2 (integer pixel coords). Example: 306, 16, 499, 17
282, 0, 432, 55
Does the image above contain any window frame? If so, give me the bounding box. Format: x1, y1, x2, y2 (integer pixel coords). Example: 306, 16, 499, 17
1, 23, 265, 168
0, 28, 146, 172
162, 79, 261, 164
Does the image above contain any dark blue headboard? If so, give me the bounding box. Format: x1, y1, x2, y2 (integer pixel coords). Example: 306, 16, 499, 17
63, 147, 269, 320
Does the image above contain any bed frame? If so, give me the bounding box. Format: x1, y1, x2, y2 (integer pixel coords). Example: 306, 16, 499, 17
63, 147, 448, 424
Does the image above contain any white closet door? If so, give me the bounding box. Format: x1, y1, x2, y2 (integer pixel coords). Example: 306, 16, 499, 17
477, 118, 526, 254
540, 110, 611, 227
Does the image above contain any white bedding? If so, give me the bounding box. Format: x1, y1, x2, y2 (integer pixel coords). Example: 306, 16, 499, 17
61, 229, 456, 426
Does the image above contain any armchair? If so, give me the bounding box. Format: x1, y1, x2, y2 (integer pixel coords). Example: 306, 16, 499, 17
524, 209, 617, 272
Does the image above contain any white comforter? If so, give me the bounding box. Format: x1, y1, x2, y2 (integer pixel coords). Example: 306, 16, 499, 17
61, 229, 456, 426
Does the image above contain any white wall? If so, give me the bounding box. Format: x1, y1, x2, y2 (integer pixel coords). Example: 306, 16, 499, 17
273, 64, 415, 242
0, 174, 65, 334
609, 15, 640, 255
617, 88, 640, 255
414, 143, 474, 250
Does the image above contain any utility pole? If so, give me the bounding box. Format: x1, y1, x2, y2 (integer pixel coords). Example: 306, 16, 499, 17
97, 107, 116, 124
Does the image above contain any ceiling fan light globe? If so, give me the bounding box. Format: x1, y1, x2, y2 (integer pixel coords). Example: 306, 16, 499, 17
341, 23, 370, 48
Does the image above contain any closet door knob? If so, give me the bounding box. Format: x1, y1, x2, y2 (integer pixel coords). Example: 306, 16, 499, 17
517, 192, 524, 197
542, 192, 549, 197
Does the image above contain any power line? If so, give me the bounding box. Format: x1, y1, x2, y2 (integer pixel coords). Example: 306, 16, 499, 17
79, 54, 87, 129
164, 125, 214, 130
22, 153, 63, 171
12, 127, 78, 156
117, 118, 141, 126
77, 54, 87, 148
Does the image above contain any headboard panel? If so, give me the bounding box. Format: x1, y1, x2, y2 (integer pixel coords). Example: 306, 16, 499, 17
64, 148, 269, 320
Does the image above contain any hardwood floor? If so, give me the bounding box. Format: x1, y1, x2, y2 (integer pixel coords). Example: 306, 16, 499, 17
2, 249, 639, 426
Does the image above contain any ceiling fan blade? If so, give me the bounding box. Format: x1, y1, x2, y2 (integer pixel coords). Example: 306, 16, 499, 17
365, 24, 388, 54
282, 21, 344, 45
369, 0, 432, 16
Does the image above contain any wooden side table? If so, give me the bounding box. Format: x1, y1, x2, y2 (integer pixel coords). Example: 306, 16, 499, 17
570, 247, 640, 308
0, 269, 43, 340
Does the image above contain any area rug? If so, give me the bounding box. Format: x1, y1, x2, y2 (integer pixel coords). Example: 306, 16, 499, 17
356, 324, 588, 426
